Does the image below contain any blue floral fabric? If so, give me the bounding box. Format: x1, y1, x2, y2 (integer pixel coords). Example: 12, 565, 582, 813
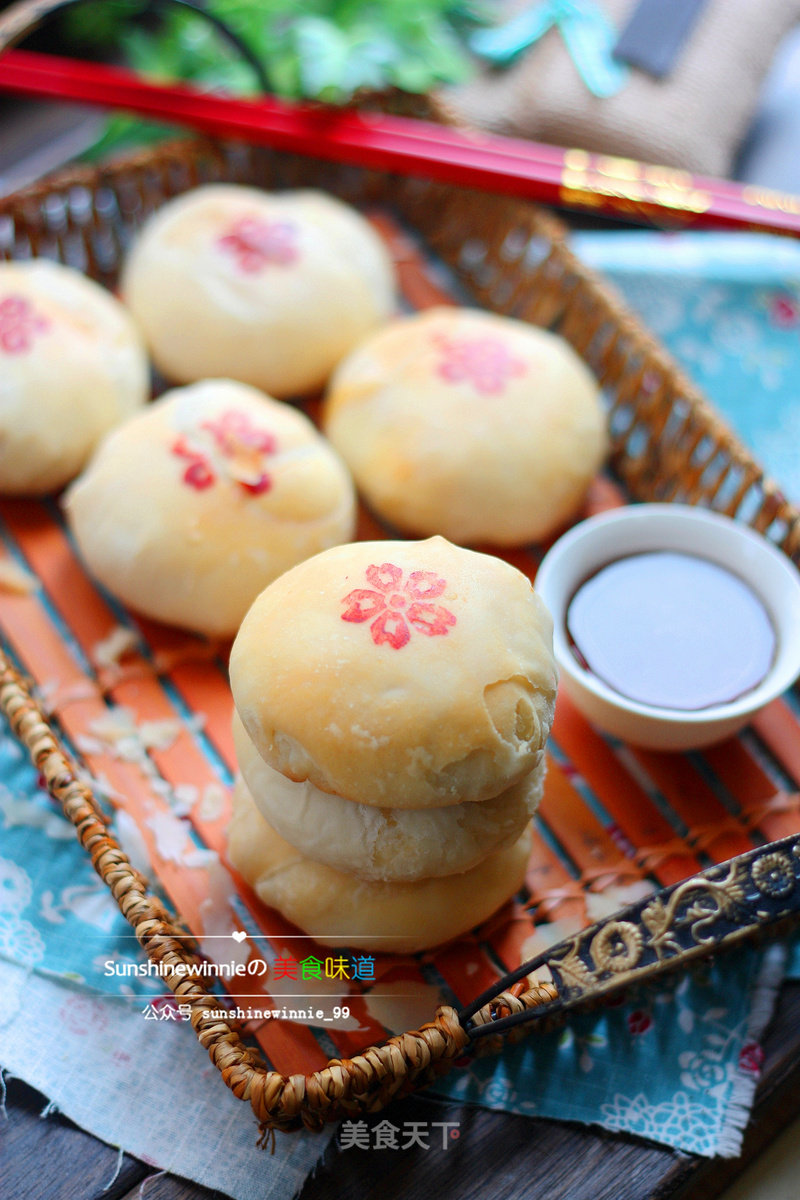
570, 231, 800, 504
0, 716, 173, 1001
431, 946, 780, 1157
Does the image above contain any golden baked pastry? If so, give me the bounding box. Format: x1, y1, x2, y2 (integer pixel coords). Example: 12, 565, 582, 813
64, 379, 356, 637
228, 775, 532, 953
0, 259, 149, 494
323, 306, 607, 545
230, 535, 557, 808
233, 710, 544, 882
121, 184, 397, 397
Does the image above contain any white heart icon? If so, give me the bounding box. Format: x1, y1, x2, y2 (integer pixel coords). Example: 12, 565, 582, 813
231, 930, 247, 943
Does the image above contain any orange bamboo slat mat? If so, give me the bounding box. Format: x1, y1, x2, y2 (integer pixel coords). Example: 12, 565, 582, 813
2, 206, 800, 1083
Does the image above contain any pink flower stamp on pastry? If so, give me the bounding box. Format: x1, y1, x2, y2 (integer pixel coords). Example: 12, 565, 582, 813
432, 332, 526, 395
341, 563, 456, 649
171, 408, 277, 495
0, 295, 50, 354
217, 217, 299, 273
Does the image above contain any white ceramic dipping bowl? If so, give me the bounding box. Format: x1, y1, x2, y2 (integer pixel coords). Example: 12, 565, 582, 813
535, 503, 800, 751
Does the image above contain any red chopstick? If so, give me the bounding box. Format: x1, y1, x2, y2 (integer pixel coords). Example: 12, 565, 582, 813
2, 47, 800, 237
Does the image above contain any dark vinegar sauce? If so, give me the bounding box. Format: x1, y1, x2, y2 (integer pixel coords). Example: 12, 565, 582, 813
566, 551, 776, 711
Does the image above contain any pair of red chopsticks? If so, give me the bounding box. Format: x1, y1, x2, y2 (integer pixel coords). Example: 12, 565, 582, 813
1, 46, 800, 237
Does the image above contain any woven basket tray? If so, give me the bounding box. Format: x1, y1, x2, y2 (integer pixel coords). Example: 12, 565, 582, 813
3, 134, 800, 1138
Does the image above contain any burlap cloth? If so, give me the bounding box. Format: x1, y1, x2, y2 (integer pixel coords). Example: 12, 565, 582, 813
444, 0, 800, 178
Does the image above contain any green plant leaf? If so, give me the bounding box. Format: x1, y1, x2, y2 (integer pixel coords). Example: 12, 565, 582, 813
67, 0, 486, 157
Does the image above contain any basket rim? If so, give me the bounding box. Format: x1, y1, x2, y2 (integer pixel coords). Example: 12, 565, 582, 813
2, 131, 800, 1136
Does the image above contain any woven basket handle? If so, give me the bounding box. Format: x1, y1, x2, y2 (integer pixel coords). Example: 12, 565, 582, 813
0, 652, 478, 1133
460, 832, 800, 1040
3, 643, 800, 1130
0, 0, 270, 90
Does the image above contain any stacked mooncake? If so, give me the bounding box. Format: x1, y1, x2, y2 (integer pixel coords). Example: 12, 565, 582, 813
227, 535, 558, 952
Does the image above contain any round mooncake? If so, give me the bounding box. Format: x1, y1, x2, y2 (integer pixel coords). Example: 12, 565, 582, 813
230, 535, 557, 808
64, 379, 356, 637
227, 535, 556, 950
0, 260, 149, 495
228, 775, 533, 953
233, 709, 544, 882
323, 306, 607, 545
121, 184, 397, 397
